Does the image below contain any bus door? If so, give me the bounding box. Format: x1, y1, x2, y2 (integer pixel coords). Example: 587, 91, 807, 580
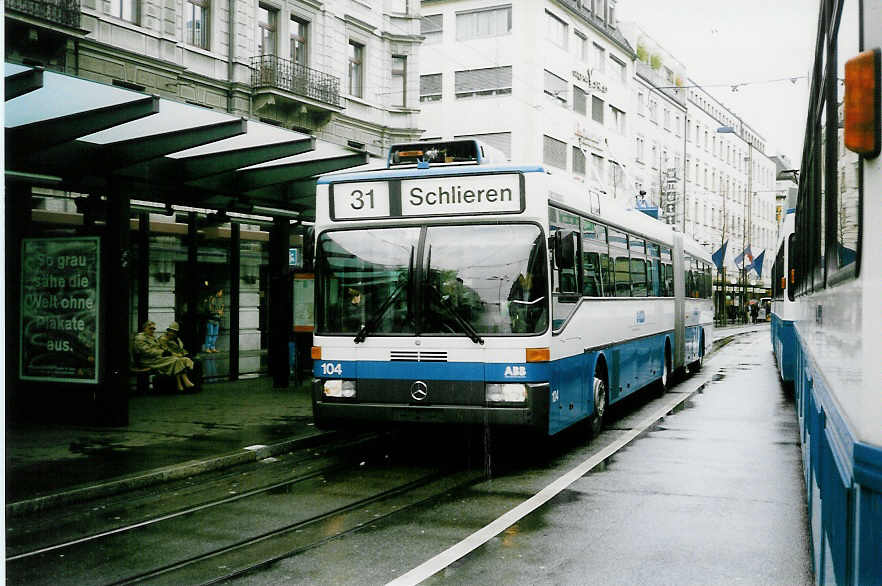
672, 233, 686, 370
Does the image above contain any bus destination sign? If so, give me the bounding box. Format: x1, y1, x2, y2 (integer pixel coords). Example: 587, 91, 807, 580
331, 174, 522, 220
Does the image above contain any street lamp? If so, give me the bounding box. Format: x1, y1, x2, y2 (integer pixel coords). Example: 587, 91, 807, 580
717, 125, 753, 324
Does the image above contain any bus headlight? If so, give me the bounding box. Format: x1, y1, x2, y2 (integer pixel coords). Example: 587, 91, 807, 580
323, 379, 356, 398
486, 383, 528, 403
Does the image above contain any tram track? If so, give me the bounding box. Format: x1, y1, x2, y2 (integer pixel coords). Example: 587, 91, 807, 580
4, 431, 486, 586
6, 432, 388, 560
116, 468, 485, 586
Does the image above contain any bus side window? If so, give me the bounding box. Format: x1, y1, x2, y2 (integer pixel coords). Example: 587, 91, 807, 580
582, 251, 601, 296
647, 243, 661, 296
608, 228, 630, 297
705, 263, 713, 298
581, 220, 608, 297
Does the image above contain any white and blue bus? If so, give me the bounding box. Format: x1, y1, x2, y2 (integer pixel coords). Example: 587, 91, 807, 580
784, 0, 882, 582
770, 209, 797, 384
310, 139, 713, 437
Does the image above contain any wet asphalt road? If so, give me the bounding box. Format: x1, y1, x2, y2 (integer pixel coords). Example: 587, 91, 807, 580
229, 330, 812, 585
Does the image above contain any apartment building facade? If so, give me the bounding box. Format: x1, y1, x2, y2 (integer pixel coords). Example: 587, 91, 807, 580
5, 0, 426, 408
6, 0, 424, 157
418, 0, 634, 197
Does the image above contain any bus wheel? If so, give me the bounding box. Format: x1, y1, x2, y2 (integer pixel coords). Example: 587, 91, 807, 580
656, 347, 671, 396
589, 376, 608, 437
688, 336, 704, 373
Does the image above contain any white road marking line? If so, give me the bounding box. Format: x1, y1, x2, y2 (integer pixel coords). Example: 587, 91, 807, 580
386, 368, 719, 586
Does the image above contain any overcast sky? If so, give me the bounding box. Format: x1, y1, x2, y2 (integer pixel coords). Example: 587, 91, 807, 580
618, 0, 819, 164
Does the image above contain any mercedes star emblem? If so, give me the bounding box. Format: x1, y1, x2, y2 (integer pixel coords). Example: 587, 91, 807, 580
410, 380, 428, 401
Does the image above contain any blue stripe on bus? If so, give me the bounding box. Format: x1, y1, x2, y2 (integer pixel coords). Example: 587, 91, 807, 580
771, 314, 796, 382
314, 359, 551, 382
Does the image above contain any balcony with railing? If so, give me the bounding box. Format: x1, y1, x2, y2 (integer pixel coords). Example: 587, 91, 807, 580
636, 61, 686, 107
251, 55, 342, 109
6, 0, 80, 28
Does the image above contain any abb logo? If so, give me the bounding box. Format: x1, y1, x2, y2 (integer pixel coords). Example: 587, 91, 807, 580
504, 365, 527, 377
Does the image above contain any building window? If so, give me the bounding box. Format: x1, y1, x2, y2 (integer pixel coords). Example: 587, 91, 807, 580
454, 66, 512, 98
591, 95, 604, 123
290, 16, 308, 65
384, 0, 407, 13
650, 142, 658, 169
546, 10, 567, 49
575, 30, 588, 61
674, 114, 681, 136
591, 153, 604, 182
637, 92, 644, 116
610, 106, 625, 135
574, 86, 587, 115
648, 98, 658, 123
456, 5, 511, 41
110, 0, 138, 23
420, 73, 442, 102
663, 108, 671, 131
607, 0, 616, 27
258, 4, 277, 56
543, 135, 567, 170
635, 136, 645, 163
421, 14, 442, 44
455, 132, 512, 159
573, 147, 586, 176
184, 0, 209, 49
348, 41, 364, 97
593, 43, 605, 72
544, 70, 568, 103
391, 55, 407, 107
610, 55, 626, 84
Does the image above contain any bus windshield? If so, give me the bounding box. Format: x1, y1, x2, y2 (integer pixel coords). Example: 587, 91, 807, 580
316, 223, 548, 336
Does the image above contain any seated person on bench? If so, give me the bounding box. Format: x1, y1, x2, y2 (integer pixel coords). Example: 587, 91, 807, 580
133, 320, 195, 392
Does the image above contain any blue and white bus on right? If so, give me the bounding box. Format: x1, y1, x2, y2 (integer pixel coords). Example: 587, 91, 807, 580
770, 209, 796, 385
783, 1, 881, 583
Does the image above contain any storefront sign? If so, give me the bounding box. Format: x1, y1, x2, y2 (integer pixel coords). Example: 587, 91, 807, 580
292, 274, 314, 332
20, 237, 100, 383
572, 69, 608, 94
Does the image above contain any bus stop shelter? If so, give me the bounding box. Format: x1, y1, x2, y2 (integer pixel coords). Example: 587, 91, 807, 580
5, 63, 368, 425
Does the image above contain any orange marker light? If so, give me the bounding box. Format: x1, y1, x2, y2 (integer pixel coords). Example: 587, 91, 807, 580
781, 276, 787, 290
790, 269, 796, 285
844, 49, 881, 158
311, 346, 322, 360
526, 347, 550, 362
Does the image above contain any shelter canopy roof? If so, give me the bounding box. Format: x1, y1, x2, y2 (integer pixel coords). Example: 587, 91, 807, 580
5, 63, 369, 218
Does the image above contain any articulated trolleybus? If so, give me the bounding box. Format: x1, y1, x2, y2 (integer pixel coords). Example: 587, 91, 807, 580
311, 139, 713, 437
772, 1, 882, 583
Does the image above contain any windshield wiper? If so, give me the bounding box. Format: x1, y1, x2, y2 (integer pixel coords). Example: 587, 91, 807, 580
424, 281, 485, 345
353, 247, 414, 344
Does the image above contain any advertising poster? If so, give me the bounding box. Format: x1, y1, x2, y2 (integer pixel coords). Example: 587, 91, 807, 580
20, 237, 101, 383
292, 274, 314, 332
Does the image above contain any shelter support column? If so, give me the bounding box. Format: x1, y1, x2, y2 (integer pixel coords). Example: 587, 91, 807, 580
5, 183, 32, 416
102, 189, 131, 426
228, 223, 240, 381
269, 217, 292, 388
137, 212, 149, 328
184, 212, 200, 353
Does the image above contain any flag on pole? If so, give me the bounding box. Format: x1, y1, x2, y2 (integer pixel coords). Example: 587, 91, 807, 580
751, 250, 765, 276
734, 246, 753, 270
711, 240, 728, 271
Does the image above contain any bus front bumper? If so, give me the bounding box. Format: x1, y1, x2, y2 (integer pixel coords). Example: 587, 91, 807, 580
312, 380, 549, 432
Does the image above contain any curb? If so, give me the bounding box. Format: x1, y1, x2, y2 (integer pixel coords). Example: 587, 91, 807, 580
9, 328, 763, 518
6, 429, 336, 518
